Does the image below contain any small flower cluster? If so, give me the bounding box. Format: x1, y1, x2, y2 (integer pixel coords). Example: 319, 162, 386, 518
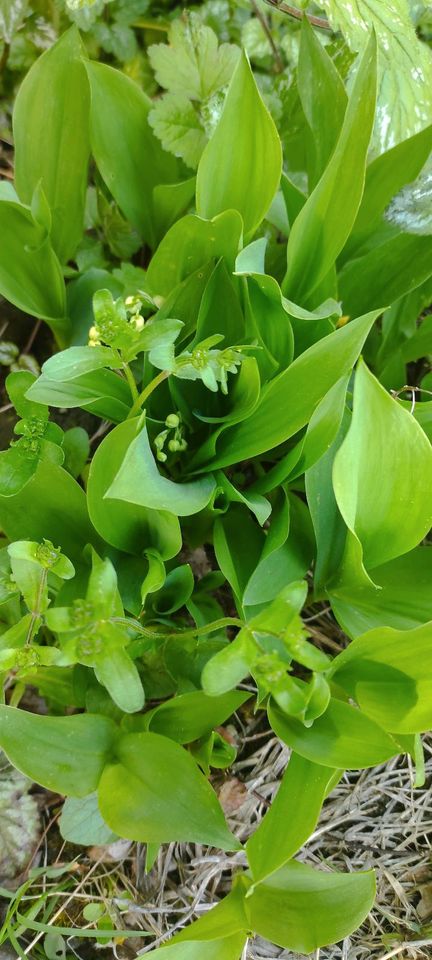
174, 335, 251, 394
154, 413, 188, 463
88, 289, 148, 351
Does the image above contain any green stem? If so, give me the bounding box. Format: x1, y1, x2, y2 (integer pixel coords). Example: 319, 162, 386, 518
123, 362, 139, 404
26, 570, 47, 646
127, 370, 170, 418
115, 616, 244, 657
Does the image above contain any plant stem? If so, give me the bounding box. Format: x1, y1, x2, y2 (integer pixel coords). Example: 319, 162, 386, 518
26, 570, 47, 646
127, 370, 170, 418
263, 0, 331, 30
122, 362, 139, 404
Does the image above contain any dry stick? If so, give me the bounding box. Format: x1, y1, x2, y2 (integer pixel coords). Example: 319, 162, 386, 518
23, 854, 105, 955
263, 0, 332, 31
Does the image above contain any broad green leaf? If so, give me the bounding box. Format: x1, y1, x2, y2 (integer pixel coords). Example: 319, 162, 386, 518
62, 426, 90, 478
6, 370, 47, 421
330, 621, 432, 733
344, 123, 432, 258
339, 232, 432, 317
196, 52, 282, 239
330, 546, 432, 636
98, 732, 240, 849
306, 408, 350, 594
142, 939, 245, 960
86, 61, 177, 248
0, 200, 67, 340
13, 27, 90, 264
148, 16, 239, 101
145, 691, 249, 743
40, 346, 119, 380
298, 18, 347, 186
153, 177, 196, 240
106, 419, 215, 517
146, 210, 242, 299
0, 460, 98, 561
205, 310, 379, 469
283, 34, 376, 304
245, 860, 375, 952
0, 707, 116, 796
246, 754, 337, 883
333, 360, 432, 577
27, 367, 132, 424
268, 697, 399, 768
60, 793, 118, 846
243, 494, 314, 608
319, 0, 432, 153
87, 418, 181, 559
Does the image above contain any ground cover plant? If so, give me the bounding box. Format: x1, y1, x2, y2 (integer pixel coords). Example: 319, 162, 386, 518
2, 1, 432, 956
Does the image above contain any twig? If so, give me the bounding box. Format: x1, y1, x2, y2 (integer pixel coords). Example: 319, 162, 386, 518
23, 318, 42, 355
251, 0, 284, 71
263, 0, 332, 31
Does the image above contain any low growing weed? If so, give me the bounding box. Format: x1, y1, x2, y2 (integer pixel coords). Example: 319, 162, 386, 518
1, 3, 432, 956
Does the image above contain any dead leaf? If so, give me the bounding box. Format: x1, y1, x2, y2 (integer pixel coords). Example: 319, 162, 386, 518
218, 778, 248, 815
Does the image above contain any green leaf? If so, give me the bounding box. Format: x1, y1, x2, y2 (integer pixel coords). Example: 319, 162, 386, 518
283, 33, 376, 303
106, 419, 215, 517
87, 418, 181, 559
0, 200, 67, 340
206, 310, 379, 469
268, 697, 399, 768
13, 27, 90, 264
298, 18, 347, 186
146, 210, 242, 299
339, 232, 432, 317
98, 731, 240, 849
0, 707, 117, 796
0, 460, 98, 561
196, 52, 282, 240
246, 754, 337, 883
245, 860, 375, 952
330, 620, 432, 733
6, 370, 47, 421
333, 360, 432, 579
148, 15, 239, 101
345, 123, 432, 258
149, 94, 207, 170
145, 690, 249, 743
60, 793, 118, 846
330, 546, 432, 636
306, 407, 350, 594
27, 367, 132, 423
319, 0, 432, 153
86, 60, 177, 248
62, 426, 90, 478
142, 937, 246, 960
40, 346, 119, 381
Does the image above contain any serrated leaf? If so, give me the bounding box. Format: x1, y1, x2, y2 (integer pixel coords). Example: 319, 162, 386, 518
148, 14, 239, 101
0, 0, 28, 44
149, 93, 207, 170
319, 0, 432, 153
